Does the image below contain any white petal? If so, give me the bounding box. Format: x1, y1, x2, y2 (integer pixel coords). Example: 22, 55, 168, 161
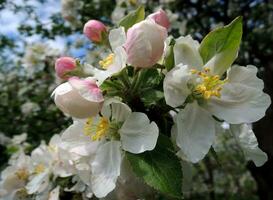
91, 141, 122, 198
108, 46, 127, 74
174, 35, 203, 69
230, 124, 268, 167
172, 102, 215, 163
53, 80, 103, 119
83, 63, 110, 86
119, 112, 159, 153
227, 65, 264, 89
109, 27, 126, 50
26, 172, 50, 194
61, 121, 100, 156
204, 65, 271, 124
163, 64, 192, 107
69, 77, 104, 102
101, 98, 132, 123
52, 82, 72, 97
48, 186, 60, 200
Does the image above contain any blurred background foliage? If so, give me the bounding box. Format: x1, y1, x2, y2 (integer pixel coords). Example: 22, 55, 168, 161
0, 0, 272, 199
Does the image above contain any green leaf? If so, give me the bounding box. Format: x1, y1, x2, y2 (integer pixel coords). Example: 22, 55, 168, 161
199, 16, 243, 75
140, 68, 164, 87
126, 144, 183, 199
119, 6, 145, 31
141, 90, 164, 107
164, 38, 175, 71
157, 133, 175, 151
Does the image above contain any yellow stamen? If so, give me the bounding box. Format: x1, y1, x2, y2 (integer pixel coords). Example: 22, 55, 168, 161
34, 164, 45, 174
84, 117, 109, 141
191, 68, 227, 100
16, 169, 29, 180
99, 53, 114, 69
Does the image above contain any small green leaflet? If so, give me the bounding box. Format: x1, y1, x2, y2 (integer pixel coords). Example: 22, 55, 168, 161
164, 38, 175, 71
199, 16, 243, 75
126, 135, 183, 199
119, 6, 145, 31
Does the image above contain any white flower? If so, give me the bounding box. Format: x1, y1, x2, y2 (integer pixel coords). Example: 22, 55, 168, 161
87, 27, 127, 85
0, 153, 31, 199
10, 133, 27, 145
61, 98, 159, 197
230, 124, 268, 167
22, 43, 60, 76
164, 35, 271, 163
26, 135, 74, 196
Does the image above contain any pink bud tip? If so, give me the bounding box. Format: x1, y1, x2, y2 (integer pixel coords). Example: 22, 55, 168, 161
83, 20, 107, 43
55, 57, 76, 79
147, 9, 170, 29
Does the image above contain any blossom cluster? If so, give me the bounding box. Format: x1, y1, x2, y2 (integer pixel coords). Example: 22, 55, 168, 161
0, 7, 270, 200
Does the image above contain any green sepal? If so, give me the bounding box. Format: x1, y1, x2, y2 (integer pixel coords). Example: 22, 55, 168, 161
119, 6, 145, 31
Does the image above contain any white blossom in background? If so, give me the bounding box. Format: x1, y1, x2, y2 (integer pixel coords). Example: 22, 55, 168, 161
4, 133, 31, 163
164, 35, 270, 163
26, 135, 74, 199
0, 153, 31, 200
22, 43, 60, 76
61, 0, 83, 27
21, 102, 40, 115
0, 132, 11, 146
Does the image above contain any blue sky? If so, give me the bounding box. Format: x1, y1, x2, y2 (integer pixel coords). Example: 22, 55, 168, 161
0, 0, 90, 59
0, 0, 66, 50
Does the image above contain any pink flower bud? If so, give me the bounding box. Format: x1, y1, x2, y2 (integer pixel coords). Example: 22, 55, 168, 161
55, 57, 76, 79
124, 20, 167, 68
52, 77, 104, 119
147, 9, 170, 29
83, 20, 107, 43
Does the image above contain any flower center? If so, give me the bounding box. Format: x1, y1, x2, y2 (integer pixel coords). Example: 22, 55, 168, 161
99, 53, 114, 69
34, 164, 45, 174
190, 68, 227, 100
16, 168, 29, 180
84, 117, 109, 141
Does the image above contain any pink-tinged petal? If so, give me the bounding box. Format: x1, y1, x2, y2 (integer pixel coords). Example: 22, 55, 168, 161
147, 9, 170, 29
53, 78, 104, 119
124, 20, 167, 68
55, 57, 76, 79
69, 77, 104, 102
83, 20, 107, 43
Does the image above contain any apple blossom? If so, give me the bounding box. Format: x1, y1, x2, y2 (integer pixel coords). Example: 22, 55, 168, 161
26, 135, 74, 197
164, 35, 270, 163
124, 20, 167, 68
83, 20, 107, 43
55, 57, 77, 79
0, 153, 31, 199
61, 98, 159, 198
88, 27, 127, 85
147, 9, 170, 29
52, 77, 104, 119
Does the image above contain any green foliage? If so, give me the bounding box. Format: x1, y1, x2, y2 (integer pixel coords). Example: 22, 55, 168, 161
164, 40, 175, 71
119, 6, 145, 31
126, 135, 183, 199
199, 17, 243, 75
